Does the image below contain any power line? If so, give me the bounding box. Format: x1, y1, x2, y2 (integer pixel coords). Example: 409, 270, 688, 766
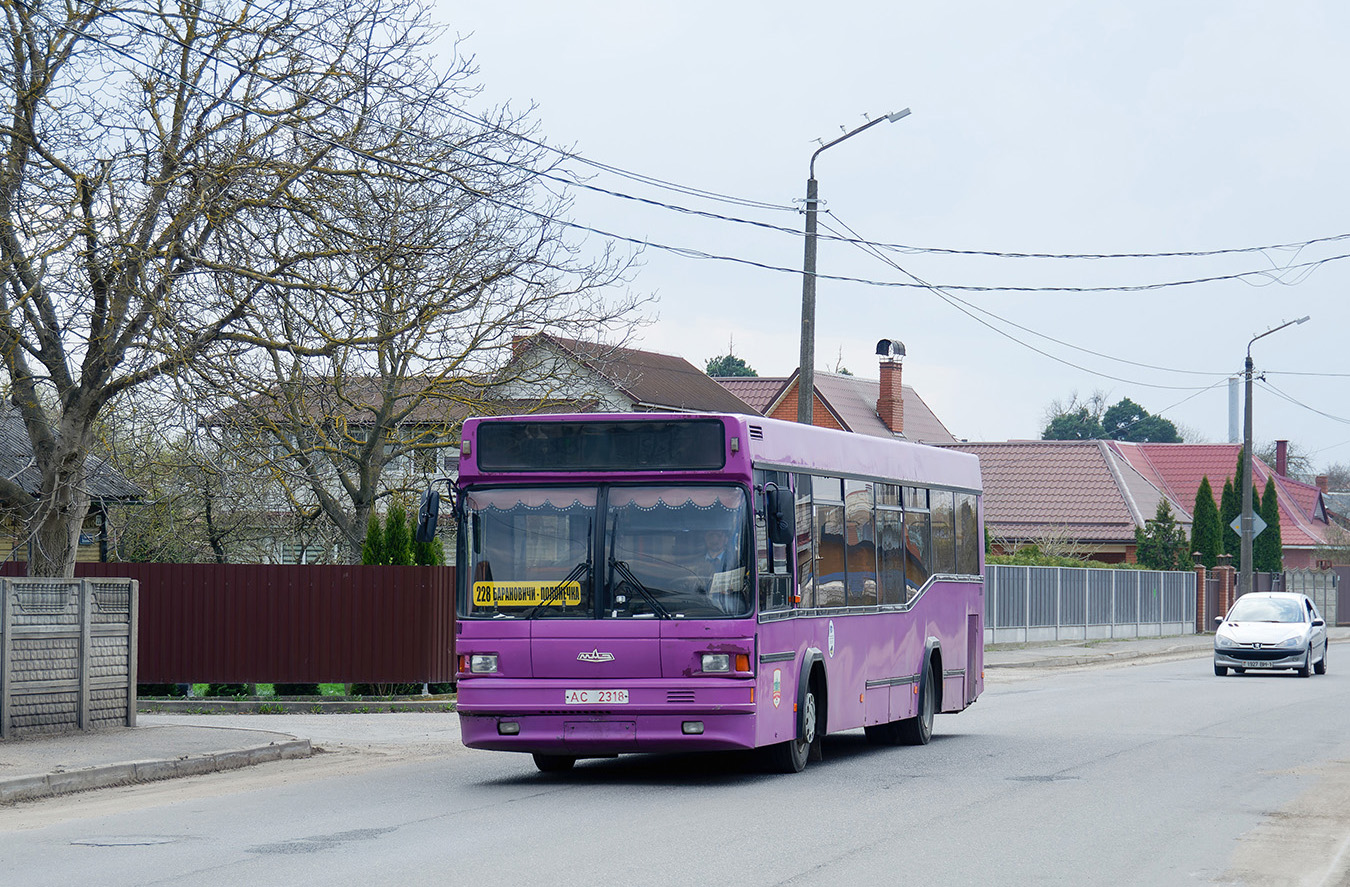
1257, 380, 1350, 427
29, 2, 1350, 300
819, 215, 1227, 392
78, 1, 1350, 274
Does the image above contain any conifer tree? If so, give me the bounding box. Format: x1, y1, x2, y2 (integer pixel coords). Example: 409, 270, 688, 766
1135, 500, 1193, 571
384, 500, 414, 566
360, 514, 387, 565
1256, 479, 1284, 573
1220, 477, 1240, 560
1191, 476, 1222, 568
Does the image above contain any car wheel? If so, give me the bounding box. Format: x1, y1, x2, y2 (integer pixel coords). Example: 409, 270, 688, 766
1214, 663, 1228, 677
1315, 640, 1328, 675
1297, 648, 1312, 678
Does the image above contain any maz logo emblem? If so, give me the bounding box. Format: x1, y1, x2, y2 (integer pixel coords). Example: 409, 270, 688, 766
578, 649, 615, 663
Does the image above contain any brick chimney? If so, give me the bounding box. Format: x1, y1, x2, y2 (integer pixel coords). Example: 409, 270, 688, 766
1317, 475, 1329, 493
1275, 439, 1288, 477
875, 339, 905, 435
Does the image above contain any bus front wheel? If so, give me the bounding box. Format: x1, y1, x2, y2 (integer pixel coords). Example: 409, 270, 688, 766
770, 685, 818, 773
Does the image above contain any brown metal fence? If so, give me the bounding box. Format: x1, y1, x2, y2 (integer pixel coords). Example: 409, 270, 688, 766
1, 562, 456, 684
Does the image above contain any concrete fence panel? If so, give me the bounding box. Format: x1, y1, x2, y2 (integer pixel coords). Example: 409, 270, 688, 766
0, 578, 138, 740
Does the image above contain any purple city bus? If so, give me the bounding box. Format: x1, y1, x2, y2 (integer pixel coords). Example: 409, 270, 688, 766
444, 412, 984, 773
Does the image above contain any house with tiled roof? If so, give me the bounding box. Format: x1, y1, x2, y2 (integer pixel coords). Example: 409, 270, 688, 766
497, 333, 759, 414
0, 405, 142, 564
1107, 441, 1333, 569
941, 438, 1336, 567
717, 347, 957, 445
943, 440, 1189, 563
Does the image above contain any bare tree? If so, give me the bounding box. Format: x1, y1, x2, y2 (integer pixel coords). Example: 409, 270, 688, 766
96, 394, 282, 563
0, 0, 622, 573
1254, 440, 1314, 481
195, 111, 642, 562
1322, 463, 1350, 492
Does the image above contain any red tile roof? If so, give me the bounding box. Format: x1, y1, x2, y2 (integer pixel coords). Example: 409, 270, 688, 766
751, 372, 957, 444
1108, 442, 1331, 550
714, 377, 787, 413
944, 440, 1186, 544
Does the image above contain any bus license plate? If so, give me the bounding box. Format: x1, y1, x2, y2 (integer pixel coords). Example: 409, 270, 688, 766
565, 689, 629, 705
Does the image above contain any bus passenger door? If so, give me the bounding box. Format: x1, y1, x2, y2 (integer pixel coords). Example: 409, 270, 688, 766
966, 613, 982, 705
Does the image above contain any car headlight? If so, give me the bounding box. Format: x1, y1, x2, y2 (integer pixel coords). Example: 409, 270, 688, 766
1276, 635, 1305, 649
1215, 631, 1242, 648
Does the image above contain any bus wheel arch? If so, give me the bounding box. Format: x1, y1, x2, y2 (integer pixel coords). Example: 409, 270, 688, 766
898, 640, 940, 746
805, 656, 827, 763
926, 639, 944, 713
768, 651, 826, 773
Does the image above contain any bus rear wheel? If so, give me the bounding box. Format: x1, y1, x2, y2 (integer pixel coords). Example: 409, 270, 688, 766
770, 685, 818, 773
532, 753, 576, 773
897, 660, 935, 746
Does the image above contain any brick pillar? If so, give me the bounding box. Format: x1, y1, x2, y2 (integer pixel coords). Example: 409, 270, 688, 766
1194, 562, 1207, 633
1215, 564, 1237, 620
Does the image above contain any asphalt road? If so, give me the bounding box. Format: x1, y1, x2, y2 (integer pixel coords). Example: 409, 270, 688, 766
3, 657, 1349, 887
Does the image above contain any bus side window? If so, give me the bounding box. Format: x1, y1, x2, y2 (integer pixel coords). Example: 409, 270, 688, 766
956, 493, 980, 575
795, 473, 814, 609
904, 487, 931, 600
756, 469, 792, 613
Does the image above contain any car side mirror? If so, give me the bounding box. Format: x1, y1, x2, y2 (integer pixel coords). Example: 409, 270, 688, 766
1213, 616, 1223, 625
1313, 618, 1325, 627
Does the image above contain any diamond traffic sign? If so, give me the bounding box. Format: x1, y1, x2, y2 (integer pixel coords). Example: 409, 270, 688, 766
1229, 512, 1267, 539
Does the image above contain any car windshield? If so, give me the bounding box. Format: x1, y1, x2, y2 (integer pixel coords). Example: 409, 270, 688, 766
1226, 596, 1304, 623
461, 484, 750, 619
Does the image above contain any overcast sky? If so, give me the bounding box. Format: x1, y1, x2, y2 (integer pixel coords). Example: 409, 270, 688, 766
434, 1, 1349, 471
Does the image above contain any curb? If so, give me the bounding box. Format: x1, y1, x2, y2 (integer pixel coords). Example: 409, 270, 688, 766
138, 698, 458, 715
988, 647, 1213, 669
0, 739, 312, 805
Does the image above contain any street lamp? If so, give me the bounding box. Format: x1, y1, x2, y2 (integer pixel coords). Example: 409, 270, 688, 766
797, 109, 911, 424
1239, 314, 1310, 597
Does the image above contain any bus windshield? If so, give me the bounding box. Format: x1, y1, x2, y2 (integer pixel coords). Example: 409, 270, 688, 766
462, 484, 750, 619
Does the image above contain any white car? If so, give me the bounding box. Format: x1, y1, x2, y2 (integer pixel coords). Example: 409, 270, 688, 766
1214, 591, 1328, 677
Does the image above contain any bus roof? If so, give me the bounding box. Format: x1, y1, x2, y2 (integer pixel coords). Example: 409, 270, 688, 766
459, 412, 981, 493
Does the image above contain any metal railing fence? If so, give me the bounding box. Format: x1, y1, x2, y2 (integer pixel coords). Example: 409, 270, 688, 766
986, 565, 1196, 644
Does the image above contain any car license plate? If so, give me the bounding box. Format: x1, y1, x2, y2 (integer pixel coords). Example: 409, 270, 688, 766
565, 689, 628, 705
1251, 661, 1273, 668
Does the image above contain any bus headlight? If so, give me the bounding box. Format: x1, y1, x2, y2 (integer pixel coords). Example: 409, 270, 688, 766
470, 653, 499, 674
701, 653, 731, 673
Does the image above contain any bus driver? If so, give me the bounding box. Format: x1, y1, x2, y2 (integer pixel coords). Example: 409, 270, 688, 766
698, 529, 743, 614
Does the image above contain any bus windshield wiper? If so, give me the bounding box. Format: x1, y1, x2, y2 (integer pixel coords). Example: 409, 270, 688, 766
609, 557, 671, 619
525, 560, 590, 619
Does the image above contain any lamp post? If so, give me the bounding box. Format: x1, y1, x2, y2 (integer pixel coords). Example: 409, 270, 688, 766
1239, 315, 1310, 596
797, 109, 911, 424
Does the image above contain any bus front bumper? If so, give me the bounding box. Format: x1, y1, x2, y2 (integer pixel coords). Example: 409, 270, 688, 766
457, 679, 758, 754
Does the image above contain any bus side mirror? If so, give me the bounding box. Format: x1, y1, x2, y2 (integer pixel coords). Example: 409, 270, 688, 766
414, 487, 440, 544
766, 486, 794, 546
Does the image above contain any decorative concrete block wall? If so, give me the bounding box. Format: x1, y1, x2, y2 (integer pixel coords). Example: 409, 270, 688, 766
0, 578, 138, 739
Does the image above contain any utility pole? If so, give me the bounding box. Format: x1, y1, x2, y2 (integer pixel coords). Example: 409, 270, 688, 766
1239, 315, 1310, 597
797, 109, 910, 425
